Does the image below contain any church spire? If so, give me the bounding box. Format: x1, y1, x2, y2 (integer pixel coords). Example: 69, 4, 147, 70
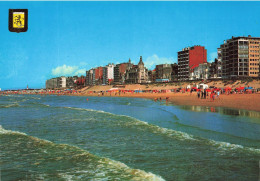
138, 56, 144, 65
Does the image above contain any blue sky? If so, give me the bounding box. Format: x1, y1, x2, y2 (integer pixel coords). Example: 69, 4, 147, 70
0, 1, 260, 90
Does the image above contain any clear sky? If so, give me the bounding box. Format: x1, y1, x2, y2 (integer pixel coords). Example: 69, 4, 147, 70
0, 1, 260, 90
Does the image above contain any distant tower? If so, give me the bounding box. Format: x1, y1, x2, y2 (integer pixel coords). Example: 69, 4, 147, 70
27, 85, 28, 89
129, 58, 131, 63
138, 56, 144, 68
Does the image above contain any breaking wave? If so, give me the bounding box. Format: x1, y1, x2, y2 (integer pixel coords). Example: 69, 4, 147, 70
0, 125, 165, 181
0, 103, 19, 108
64, 106, 260, 154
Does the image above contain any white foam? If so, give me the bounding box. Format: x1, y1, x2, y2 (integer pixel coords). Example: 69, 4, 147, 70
0, 125, 27, 135
206, 139, 260, 154
64, 107, 197, 142
98, 158, 165, 181
0, 103, 19, 108
62, 107, 260, 154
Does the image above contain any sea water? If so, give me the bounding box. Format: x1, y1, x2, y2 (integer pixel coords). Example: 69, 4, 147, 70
0, 95, 259, 180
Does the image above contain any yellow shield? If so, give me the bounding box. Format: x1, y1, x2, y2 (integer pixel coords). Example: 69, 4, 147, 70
13, 12, 25, 28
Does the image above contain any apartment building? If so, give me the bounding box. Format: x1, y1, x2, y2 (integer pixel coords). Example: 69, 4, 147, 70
178, 46, 207, 81
218, 35, 260, 78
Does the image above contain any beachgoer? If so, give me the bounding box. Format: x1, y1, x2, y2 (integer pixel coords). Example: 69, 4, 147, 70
204, 89, 206, 99
197, 91, 200, 98
217, 91, 220, 99
210, 92, 214, 102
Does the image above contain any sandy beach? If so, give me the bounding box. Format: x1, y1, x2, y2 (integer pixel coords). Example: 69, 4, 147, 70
75, 80, 260, 112
78, 91, 260, 112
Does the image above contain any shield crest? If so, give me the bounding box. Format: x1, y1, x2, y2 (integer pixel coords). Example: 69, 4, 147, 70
9, 9, 28, 33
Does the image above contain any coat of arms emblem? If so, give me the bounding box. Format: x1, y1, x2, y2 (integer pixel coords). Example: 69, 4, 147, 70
9, 9, 28, 33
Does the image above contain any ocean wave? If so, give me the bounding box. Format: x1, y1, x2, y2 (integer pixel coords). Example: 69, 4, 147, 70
64, 107, 197, 142
30, 97, 41, 100
0, 125, 27, 135
204, 139, 260, 154
25, 102, 50, 107
63, 107, 260, 154
0, 103, 19, 108
0, 125, 165, 181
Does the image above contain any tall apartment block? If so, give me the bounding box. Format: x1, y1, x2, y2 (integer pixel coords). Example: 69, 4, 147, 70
218, 35, 260, 78
102, 64, 115, 85
178, 45, 207, 80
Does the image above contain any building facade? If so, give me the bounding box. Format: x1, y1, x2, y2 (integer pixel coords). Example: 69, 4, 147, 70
190, 63, 210, 80
103, 64, 115, 85
155, 63, 178, 81
126, 56, 148, 84
46, 76, 72, 89
66, 76, 77, 89
46, 78, 58, 89
114, 59, 133, 84
94, 67, 103, 85
86, 69, 95, 85
178, 46, 207, 81
218, 35, 260, 79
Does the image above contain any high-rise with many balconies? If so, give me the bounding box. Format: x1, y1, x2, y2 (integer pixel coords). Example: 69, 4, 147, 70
218, 35, 260, 79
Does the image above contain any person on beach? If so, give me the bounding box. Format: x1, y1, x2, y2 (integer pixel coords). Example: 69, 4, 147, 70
197, 91, 200, 98
204, 89, 206, 99
201, 91, 204, 99
217, 91, 220, 99
210, 92, 215, 102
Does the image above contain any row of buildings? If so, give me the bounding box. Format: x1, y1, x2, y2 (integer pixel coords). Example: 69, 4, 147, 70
178, 35, 260, 80
46, 35, 260, 89
45, 76, 85, 89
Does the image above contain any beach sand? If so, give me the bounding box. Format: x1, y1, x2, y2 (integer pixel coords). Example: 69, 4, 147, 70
76, 80, 260, 112
79, 91, 260, 112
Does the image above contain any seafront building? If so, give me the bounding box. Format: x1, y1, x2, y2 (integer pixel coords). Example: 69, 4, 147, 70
218, 35, 260, 78
94, 67, 103, 85
86, 69, 95, 85
155, 63, 178, 82
148, 69, 156, 83
46, 76, 77, 89
189, 63, 210, 80
125, 56, 148, 84
178, 45, 207, 81
114, 59, 133, 84
102, 64, 115, 85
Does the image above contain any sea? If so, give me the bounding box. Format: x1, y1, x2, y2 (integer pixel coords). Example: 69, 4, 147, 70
0, 94, 260, 181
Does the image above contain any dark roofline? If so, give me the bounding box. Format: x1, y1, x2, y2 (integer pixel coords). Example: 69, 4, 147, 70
228, 36, 260, 41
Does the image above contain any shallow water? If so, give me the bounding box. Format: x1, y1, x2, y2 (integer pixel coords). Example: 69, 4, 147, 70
0, 95, 259, 180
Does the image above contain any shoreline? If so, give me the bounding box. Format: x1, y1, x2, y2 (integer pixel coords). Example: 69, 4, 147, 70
2, 89, 260, 112
76, 92, 260, 112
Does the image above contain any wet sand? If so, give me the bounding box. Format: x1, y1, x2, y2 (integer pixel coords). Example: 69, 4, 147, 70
79, 92, 260, 112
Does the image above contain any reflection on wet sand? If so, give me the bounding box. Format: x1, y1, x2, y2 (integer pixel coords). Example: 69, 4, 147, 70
178, 105, 260, 118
